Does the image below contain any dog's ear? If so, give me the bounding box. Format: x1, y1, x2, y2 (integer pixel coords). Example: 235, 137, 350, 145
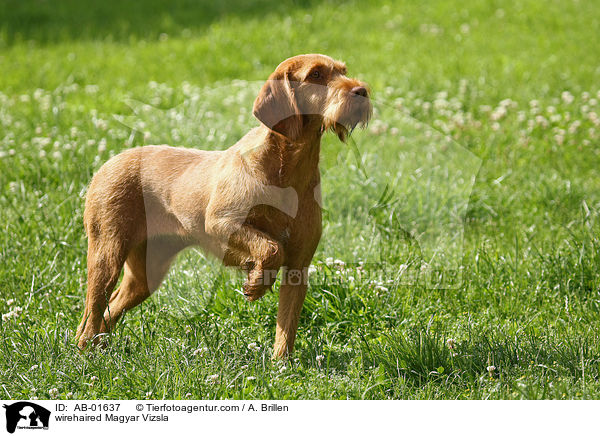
253, 71, 302, 140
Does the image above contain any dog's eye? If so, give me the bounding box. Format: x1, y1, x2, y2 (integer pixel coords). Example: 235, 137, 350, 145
310, 70, 321, 79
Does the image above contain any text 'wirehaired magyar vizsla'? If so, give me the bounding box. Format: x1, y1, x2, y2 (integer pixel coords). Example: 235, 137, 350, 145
76, 54, 372, 358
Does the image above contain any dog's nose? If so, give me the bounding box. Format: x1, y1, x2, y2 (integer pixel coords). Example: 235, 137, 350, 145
351, 86, 368, 97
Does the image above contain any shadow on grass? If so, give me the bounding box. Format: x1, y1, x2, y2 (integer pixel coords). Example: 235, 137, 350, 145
0, 0, 327, 46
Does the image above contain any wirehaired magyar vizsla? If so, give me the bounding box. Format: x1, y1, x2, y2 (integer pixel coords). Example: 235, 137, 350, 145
76, 54, 372, 358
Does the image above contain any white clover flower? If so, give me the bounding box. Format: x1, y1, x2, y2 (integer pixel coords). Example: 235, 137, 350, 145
433, 98, 448, 110
308, 265, 317, 275
90, 376, 99, 382
98, 138, 107, 152
568, 120, 581, 134
96, 119, 108, 130
192, 346, 208, 356
490, 106, 507, 121
499, 98, 516, 108
550, 114, 561, 123
145, 391, 153, 398
30, 365, 39, 371
206, 374, 219, 384
535, 115, 549, 128
246, 376, 257, 381
185, 393, 192, 398
247, 342, 260, 351
2, 306, 22, 322
316, 355, 325, 363
240, 365, 249, 370
561, 91, 574, 104
446, 338, 456, 349
48, 388, 59, 399
334, 259, 345, 267
486, 365, 496, 373
369, 119, 388, 135
66, 392, 73, 399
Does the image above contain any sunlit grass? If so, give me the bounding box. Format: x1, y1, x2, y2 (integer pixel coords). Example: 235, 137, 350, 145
1, 0, 600, 399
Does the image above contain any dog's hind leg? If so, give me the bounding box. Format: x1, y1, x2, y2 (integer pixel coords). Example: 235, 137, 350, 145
76, 236, 128, 349
100, 237, 184, 333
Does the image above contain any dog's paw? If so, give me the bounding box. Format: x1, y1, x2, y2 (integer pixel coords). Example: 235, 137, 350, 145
242, 266, 274, 301
242, 282, 268, 301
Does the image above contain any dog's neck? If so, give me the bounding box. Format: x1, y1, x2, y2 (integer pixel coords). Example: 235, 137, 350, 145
255, 124, 322, 192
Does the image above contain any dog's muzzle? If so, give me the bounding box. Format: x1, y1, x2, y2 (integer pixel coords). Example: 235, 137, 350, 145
345, 90, 372, 130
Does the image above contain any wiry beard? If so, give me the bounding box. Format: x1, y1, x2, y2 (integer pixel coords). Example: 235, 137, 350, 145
320, 86, 372, 142
322, 101, 372, 142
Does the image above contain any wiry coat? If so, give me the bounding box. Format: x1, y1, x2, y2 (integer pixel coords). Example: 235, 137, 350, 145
76, 54, 371, 357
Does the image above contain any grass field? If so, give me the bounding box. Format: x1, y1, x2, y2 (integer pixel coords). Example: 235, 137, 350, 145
1, 0, 600, 399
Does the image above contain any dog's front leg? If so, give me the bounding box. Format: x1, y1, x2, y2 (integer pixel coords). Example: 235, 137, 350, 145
273, 267, 308, 358
205, 217, 284, 301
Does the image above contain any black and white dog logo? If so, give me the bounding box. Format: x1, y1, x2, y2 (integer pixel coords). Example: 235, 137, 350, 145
3, 402, 50, 433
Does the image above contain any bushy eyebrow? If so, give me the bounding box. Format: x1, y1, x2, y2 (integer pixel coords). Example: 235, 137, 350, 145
302, 63, 326, 80
301, 61, 346, 79
309, 63, 326, 72
334, 62, 347, 75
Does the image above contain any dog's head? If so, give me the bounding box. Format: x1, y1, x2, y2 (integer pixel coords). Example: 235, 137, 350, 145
253, 54, 372, 142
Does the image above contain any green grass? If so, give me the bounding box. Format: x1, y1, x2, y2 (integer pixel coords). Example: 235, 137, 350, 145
1, 0, 600, 399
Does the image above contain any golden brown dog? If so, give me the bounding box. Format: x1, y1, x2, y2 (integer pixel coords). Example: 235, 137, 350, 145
76, 54, 371, 358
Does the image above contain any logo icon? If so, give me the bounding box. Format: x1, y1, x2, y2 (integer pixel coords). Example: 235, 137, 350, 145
2, 402, 50, 434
